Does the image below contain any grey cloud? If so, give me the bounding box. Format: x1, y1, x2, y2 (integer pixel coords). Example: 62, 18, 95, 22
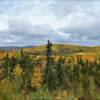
0, 16, 100, 46
0, 0, 100, 46
60, 22, 100, 41
0, 19, 62, 46
51, 0, 100, 19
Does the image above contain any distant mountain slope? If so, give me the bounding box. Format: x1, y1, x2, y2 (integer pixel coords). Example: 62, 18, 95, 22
0, 46, 33, 51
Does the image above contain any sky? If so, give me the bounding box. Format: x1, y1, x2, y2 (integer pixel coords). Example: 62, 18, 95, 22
0, 0, 100, 46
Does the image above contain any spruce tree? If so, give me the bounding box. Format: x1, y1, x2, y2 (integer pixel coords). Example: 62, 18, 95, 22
46, 40, 53, 66
57, 57, 71, 89
73, 63, 81, 83
10, 56, 17, 72
2, 53, 10, 76
19, 49, 33, 93
95, 62, 100, 87
44, 40, 58, 91
45, 40, 53, 84
47, 64, 58, 91
78, 59, 93, 100
57, 57, 65, 89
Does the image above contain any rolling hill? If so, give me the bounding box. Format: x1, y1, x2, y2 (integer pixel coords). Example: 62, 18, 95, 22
0, 44, 100, 58
22, 44, 100, 57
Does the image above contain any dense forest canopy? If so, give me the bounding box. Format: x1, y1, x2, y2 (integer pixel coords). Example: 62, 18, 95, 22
0, 41, 99, 100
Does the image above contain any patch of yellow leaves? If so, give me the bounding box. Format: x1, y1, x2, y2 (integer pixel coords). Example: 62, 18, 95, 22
0, 79, 15, 94
12, 64, 23, 77
31, 67, 44, 88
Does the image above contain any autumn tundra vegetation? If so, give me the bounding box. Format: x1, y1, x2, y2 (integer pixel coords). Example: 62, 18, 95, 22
0, 40, 99, 100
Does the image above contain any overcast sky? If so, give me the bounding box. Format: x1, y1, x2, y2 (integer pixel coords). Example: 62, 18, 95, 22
0, 0, 100, 46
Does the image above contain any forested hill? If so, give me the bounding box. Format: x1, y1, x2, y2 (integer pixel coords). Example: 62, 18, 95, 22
0, 44, 100, 56
22, 44, 100, 56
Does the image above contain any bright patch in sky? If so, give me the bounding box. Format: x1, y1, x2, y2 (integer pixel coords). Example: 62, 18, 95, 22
0, 0, 100, 46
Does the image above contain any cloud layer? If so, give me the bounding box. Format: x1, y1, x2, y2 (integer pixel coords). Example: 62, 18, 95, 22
0, 0, 100, 46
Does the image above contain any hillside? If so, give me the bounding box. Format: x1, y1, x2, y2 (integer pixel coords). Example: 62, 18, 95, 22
22, 44, 100, 57
0, 44, 100, 100
0, 44, 100, 60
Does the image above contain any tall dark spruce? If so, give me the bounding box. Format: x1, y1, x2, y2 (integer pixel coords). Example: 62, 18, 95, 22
45, 40, 58, 91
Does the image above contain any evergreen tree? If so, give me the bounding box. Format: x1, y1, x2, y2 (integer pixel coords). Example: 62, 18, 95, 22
44, 40, 53, 84
73, 63, 81, 83
19, 50, 33, 74
19, 49, 33, 93
57, 57, 71, 89
78, 59, 93, 99
21, 48, 24, 57
2, 53, 11, 76
57, 57, 65, 89
46, 40, 53, 66
10, 56, 17, 72
94, 62, 100, 87
47, 64, 58, 91
44, 40, 58, 91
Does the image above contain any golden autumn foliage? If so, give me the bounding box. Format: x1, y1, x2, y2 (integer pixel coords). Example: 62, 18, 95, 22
73, 53, 96, 63
0, 79, 15, 94
0, 67, 5, 79
0, 79, 23, 100
73, 96, 78, 100
0, 51, 5, 59
12, 64, 23, 77
53, 55, 60, 63
31, 67, 44, 88
0, 44, 99, 100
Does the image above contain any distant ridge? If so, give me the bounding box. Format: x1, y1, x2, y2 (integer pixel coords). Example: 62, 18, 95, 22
0, 46, 33, 51
0, 44, 100, 56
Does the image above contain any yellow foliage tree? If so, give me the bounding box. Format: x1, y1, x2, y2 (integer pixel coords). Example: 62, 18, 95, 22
31, 67, 44, 88
12, 64, 23, 77
0, 79, 15, 98
0, 67, 6, 80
